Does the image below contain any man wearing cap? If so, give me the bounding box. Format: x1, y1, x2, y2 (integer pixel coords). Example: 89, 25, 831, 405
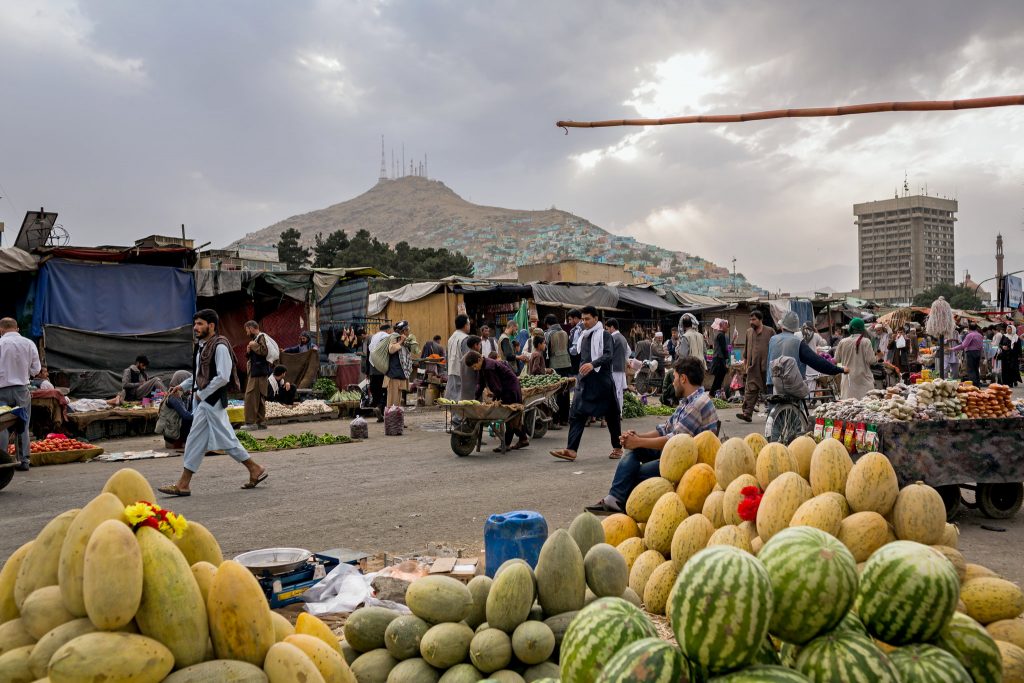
765, 311, 847, 398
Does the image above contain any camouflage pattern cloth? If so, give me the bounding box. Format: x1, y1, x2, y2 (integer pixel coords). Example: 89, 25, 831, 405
870, 417, 1024, 487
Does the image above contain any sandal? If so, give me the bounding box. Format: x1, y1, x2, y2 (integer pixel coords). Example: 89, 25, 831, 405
609, 448, 623, 460
549, 449, 577, 462
512, 439, 530, 450
584, 499, 621, 516
241, 471, 269, 489
157, 484, 191, 497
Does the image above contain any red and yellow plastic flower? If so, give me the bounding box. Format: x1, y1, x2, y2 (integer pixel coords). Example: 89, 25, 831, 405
125, 501, 188, 539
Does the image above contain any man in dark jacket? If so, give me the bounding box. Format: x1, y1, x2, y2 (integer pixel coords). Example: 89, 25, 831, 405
121, 355, 167, 401
465, 350, 528, 452
550, 306, 620, 462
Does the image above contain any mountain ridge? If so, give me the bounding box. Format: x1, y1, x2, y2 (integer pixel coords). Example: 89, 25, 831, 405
232, 176, 761, 295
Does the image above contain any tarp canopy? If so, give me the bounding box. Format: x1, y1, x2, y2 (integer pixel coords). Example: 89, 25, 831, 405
530, 283, 620, 310
368, 282, 443, 315
670, 291, 734, 312
31, 260, 196, 337
0, 247, 37, 273
195, 269, 246, 297
615, 286, 683, 313
43, 324, 194, 398
314, 267, 387, 302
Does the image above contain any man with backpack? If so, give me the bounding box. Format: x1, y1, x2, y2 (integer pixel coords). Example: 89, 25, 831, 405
242, 320, 279, 430
367, 323, 392, 421
766, 311, 847, 399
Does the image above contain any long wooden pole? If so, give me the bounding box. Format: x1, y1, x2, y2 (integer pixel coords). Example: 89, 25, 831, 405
556, 94, 1024, 131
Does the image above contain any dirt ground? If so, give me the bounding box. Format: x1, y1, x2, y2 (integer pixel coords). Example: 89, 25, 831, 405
2, 404, 1021, 585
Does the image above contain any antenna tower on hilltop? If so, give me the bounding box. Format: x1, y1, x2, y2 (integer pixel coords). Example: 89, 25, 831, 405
379, 135, 387, 180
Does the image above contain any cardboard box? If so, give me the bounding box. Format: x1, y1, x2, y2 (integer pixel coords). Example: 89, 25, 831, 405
428, 557, 481, 583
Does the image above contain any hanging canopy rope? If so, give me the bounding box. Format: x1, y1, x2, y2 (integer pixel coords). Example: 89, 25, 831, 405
555, 94, 1024, 132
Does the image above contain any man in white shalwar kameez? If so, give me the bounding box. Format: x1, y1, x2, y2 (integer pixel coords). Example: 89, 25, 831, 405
158, 309, 266, 496
444, 314, 471, 401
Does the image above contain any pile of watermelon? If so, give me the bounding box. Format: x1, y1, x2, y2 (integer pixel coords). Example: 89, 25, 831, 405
7, 437, 94, 456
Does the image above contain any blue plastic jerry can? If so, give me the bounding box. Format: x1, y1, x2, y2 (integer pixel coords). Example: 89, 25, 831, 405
484, 510, 549, 577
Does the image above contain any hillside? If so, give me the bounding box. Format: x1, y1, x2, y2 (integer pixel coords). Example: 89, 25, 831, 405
234, 176, 761, 295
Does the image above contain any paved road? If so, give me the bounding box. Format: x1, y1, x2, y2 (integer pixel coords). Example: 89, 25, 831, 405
2, 406, 1021, 585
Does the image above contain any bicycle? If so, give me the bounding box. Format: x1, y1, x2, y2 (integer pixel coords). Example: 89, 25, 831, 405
764, 384, 835, 444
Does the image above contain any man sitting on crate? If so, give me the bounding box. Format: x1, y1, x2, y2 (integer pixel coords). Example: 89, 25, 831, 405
267, 365, 297, 405
464, 350, 529, 452
121, 355, 167, 401
585, 357, 719, 514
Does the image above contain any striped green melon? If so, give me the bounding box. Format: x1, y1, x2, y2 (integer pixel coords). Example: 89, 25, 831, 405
854, 541, 959, 645
935, 612, 1002, 683
832, 610, 868, 636
794, 630, 900, 682
758, 527, 858, 644
708, 665, 812, 681
752, 638, 781, 666
888, 644, 972, 683
595, 637, 696, 683
667, 545, 773, 674
559, 597, 657, 683
779, 641, 800, 668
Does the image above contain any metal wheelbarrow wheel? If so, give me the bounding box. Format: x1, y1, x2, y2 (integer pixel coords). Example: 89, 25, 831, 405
451, 430, 477, 457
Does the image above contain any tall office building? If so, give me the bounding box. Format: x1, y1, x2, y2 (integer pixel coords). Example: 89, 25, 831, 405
853, 194, 957, 303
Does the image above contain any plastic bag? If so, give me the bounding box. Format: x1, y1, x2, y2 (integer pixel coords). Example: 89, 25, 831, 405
384, 406, 404, 436
300, 563, 370, 615
260, 333, 281, 364
350, 415, 369, 440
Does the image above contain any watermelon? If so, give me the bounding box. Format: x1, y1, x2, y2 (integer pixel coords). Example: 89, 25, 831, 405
708, 665, 811, 681
888, 644, 972, 683
752, 638, 781, 666
595, 637, 696, 683
935, 612, 1003, 683
559, 597, 657, 683
794, 630, 900, 682
758, 527, 858, 644
831, 611, 868, 637
667, 545, 773, 675
854, 541, 959, 645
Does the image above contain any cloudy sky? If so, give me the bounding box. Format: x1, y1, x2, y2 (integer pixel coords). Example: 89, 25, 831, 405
1, 1, 1022, 294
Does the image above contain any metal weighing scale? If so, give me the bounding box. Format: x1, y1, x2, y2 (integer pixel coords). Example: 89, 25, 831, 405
234, 547, 368, 608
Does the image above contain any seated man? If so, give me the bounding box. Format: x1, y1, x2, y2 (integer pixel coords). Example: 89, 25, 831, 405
157, 371, 194, 449
586, 357, 719, 514
32, 367, 55, 391
267, 365, 297, 405
464, 350, 529, 452
121, 355, 167, 401
285, 331, 318, 354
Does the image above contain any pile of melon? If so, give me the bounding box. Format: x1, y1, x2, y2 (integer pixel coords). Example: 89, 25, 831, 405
337, 512, 636, 682
0, 468, 358, 683
597, 430, 1024, 680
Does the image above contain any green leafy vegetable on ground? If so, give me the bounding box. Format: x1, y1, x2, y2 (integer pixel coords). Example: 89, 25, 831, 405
622, 392, 646, 419
644, 404, 675, 416
234, 430, 353, 452
713, 398, 730, 409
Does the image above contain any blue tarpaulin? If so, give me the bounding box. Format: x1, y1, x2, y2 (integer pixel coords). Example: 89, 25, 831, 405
31, 260, 195, 336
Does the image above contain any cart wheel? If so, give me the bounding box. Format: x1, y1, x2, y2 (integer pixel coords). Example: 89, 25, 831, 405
977, 483, 1024, 519
533, 418, 549, 440
934, 485, 963, 521
0, 467, 12, 491
450, 433, 476, 457
766, 403, 806, 444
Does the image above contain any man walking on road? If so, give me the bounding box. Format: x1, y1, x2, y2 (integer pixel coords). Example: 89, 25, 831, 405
0, 318, 40, 471
445, 315, 472, 401
242, 320, 272, 430
738, 310, 775, 422
158, 309, 266, 496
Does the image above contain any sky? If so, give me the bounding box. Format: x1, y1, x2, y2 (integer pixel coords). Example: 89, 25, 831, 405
1, 1, 1023, 294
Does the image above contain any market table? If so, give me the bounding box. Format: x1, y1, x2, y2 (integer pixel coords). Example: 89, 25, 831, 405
65, 407, 160, 441
873, 416, 1024, 519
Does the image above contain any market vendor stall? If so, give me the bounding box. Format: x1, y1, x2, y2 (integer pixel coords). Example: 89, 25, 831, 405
29, 390, 68, 436
65, 406, 160, 441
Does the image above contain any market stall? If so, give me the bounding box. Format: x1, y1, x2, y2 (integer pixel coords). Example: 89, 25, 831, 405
65, 406, 160, 441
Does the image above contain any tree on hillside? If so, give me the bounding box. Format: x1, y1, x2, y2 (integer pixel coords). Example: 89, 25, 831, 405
912, 283, 983, 310
312, 230, 350, 268
276, 228, 310, 270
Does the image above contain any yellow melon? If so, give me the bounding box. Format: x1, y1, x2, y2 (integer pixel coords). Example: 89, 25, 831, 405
677, 463, 717, 515
642, 562, 679, 616
702, 491, 727, 529
751, 537, 764, 555
625, 477, 676, 523
987, 620, 1024, 650
284, 633, 356, 683
627, 549, 665, 598
738, 521, 758, 542
616, 537, 647, 575
892, 481, 946, 545
669, 514, 715, 570
601, 514, 640, 548
996, 640, 1024, 683
14, 509, 78, 611
271, 611, 296, 643
101, 468, 156, 506
964, 563, 998, 583
172, 522, 223, 567
788, 435, 817, 480
83, 519, 143, 630
961, 578, 1024, 625
264, 641, 328, 683
659, 434, 698, 484
756, 472, 813, 542
643, 493, 688, 556
295, 613, 343, 655
0, 542, 33, 624
694, 430, 721, 467
744, 433, 769, 457
808, 438, 853, 496
928, 545, 967, 583
755, 443, 798, 489
208, 560, 274, 666
941, 523, 960, 549
836, 512, 889, 563
714, 438, 756, 490
845, 452, 899, 516
706, 525, 753, 553
58, 493, 128, 617
723, 474, 760, 526
819, 491, 850, 517
789, 494, 844, 537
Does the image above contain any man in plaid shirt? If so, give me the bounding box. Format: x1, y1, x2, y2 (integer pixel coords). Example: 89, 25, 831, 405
587, 357, 719, 514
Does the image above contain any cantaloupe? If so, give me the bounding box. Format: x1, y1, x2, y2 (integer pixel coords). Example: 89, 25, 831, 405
755, 443, 798, 489
722, 474, 760, 526
808, 438, 853, 496
677, 463, 717, 515
787, 435, 816, 480
670, 515, 715, 570
625, 477, 675, 523
756, 472, 812, 542
658, 434, 698, 484
601, 514, 640, 548
715, 438, 756, 490
694, 430, 721, 467
643, 492, 688, 556
845, 452, 899, 516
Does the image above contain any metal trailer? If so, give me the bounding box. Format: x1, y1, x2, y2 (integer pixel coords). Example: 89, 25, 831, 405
872, 417, 1024, 520
444, 381, 568, 456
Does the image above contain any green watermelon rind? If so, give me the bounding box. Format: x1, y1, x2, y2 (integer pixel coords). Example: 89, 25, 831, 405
935, 612, 1003, 683
594, 637, 693, 683
854, 541, 960, 645
667, 545, 773, 675
708, 664, 812, 681
559, 597, 657, 683
794, 630, 900, 683
758, 527, 859, 645
888, 643, 973, 683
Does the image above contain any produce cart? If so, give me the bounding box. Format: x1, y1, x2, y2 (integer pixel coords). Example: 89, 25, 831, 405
871, 416, 1024, 520
443, 378, 570, 456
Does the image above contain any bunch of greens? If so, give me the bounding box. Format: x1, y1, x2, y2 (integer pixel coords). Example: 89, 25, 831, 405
622, 391, 646, 419
713, 398, 731, 410
234, 430, 351, 452
313, 378, 339, 396
644, 404, 675, 416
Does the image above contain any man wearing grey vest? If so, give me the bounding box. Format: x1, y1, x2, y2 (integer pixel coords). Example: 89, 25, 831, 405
766, 311, 846, 397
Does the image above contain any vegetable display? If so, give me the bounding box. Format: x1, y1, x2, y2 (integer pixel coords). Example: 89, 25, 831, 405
814, 378, 1021, 424
328, 390, 362, 403
263, 399, 333, 419
519, 375, 563, 388
234, 430, 353, 451
312, 378, 339, 396
8, 438, 95, 456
